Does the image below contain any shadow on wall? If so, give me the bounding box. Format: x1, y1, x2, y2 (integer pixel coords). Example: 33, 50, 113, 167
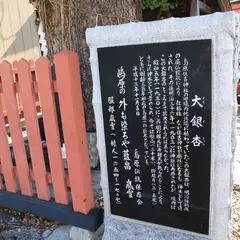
0, 0, 40, 63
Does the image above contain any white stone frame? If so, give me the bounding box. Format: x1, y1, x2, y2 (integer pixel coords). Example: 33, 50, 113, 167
86, 12, 239, 240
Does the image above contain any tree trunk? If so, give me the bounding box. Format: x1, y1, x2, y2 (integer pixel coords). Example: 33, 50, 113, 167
32, 0, 142, 132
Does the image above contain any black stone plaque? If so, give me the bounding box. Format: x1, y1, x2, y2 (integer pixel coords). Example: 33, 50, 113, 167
98, 40, 211, 235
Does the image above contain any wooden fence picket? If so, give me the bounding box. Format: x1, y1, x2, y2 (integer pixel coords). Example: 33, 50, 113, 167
36, 57, 69, 205
0, 94, 6, 112
0, 62, 17, 193
0, 61, 33, 196
0, 104, 16, 192
13, 61, 23, 118
54, 51, 94, 214
16, 59, 50, 200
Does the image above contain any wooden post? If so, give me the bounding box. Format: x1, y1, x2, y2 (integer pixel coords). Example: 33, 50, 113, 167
54, 51, 94, 214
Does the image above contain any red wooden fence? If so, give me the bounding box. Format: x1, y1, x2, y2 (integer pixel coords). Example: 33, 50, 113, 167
0, 51, 94, 214
1, 61, 41, 124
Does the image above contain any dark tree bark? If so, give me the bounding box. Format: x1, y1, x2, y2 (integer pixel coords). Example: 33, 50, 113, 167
31, 0, 142, 132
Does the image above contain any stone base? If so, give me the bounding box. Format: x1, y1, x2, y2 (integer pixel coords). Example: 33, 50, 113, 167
103, 217, 210, 240
70, 224, 104, 240
70, 227, 94, 240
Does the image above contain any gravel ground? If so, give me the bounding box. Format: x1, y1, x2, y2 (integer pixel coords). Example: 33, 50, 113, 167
0, 209, 74, 240
232, 190, 240, 240
0, 214, 62, 240
232, 106, 240, 240
1, 227, 42, 240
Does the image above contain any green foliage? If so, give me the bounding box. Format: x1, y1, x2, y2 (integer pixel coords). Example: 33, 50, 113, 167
141, 0, 176, 11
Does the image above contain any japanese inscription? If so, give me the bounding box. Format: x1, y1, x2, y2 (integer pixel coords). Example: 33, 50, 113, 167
98, 40, 211, 235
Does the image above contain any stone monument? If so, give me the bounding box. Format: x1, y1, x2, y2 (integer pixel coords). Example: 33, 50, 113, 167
86, 12, 239, 240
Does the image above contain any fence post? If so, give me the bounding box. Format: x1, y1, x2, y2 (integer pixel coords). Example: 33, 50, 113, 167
54, 51, 94, 214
